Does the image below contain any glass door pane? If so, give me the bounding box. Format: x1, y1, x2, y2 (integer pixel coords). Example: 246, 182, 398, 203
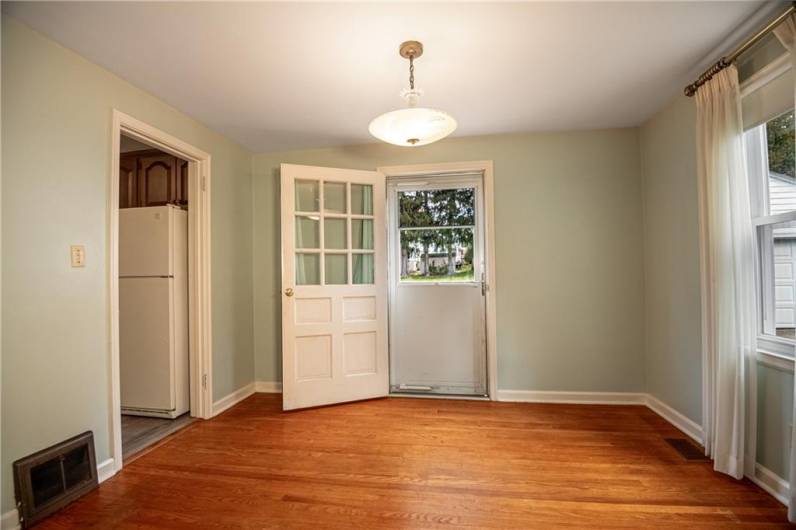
324, 182, 347, 213
351, 184, 373, 215
295, 180, 320, 212
296, 254, 320, 285
296, 216, 320, 248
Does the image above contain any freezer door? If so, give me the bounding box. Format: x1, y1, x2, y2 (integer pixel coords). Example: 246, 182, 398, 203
120, 206, 173, 277
120, 277, 175, 412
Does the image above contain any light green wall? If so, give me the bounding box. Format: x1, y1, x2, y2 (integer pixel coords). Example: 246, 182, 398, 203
252, 129, 646, 391
757, 363, 793, 478
1, 16, 254, 512
639, 95, 703, 423
639, 93, 796, 480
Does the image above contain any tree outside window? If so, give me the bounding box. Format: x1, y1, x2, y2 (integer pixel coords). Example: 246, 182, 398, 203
399, 188, 475, 282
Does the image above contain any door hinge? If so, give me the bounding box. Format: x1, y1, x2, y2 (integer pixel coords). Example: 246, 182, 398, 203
202, 374, 208, 389
201, 176, 207, 192
481, 272, 487, 296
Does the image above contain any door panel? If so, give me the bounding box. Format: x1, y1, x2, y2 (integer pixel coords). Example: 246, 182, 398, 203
139, 154, 176, 206
119, 206, 173, 277
119, 155, 138, 208
120, 277, 174, 411
391, 284, 485, 394
281, 164, 388, 410
178, 159, 189, 206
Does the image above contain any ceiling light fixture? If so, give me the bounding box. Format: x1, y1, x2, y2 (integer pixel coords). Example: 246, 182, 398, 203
368, 41, 457, 147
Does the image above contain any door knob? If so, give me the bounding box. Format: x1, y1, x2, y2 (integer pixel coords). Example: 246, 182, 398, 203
284, 288, 294, 297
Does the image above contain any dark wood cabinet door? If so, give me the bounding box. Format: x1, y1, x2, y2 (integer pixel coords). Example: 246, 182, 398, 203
139, 154, 176, 207
119, 150, 188, 208
119, 155, 138, 208
178, 159, 189, 206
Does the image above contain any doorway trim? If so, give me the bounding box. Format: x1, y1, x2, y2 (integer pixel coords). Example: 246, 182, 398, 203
377, 161, 498, 400
109, 110, 213, 474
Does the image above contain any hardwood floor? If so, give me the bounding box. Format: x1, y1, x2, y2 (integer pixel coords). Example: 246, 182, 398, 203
39, 394, 788, 528
121, 413, 196, 462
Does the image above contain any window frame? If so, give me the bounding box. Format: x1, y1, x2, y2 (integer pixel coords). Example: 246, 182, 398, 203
745, 114, 796, 358
387, 175, 485, 288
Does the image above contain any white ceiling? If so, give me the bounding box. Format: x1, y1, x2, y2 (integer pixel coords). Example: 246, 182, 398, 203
4, 1, 763, 153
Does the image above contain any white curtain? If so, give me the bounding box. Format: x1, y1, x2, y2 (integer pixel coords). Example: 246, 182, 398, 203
774, 15, 796, 522
696, 66, 757, 480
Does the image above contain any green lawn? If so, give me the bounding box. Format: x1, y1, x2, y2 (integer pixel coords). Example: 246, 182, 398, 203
402, 264, 474, 282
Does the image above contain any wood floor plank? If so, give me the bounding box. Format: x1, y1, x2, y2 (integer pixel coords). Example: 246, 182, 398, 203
36, 394, 789, 528
121, 413, 197, 461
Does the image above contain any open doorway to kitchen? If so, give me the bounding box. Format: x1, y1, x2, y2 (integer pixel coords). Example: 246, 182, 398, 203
118, 133, 195, 461
109, 111, 213, 472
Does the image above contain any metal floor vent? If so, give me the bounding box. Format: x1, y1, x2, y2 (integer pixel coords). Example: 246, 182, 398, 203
13, 431, 98, 528
665, 438, 709, 461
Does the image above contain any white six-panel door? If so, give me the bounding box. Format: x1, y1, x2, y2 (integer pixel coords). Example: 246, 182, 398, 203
281, 164, 388, 410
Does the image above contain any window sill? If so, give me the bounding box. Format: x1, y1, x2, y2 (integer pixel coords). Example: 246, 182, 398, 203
756, 349, 795, 373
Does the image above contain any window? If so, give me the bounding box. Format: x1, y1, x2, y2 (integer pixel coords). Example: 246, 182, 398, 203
745, 109, 796, 354
294, 179, 375, 285
397, 188, 476, 282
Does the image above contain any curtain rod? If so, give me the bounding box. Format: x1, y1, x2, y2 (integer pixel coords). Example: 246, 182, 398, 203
684, 2, 795, 97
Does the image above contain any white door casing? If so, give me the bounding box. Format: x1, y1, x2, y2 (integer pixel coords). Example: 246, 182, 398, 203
110, 110, 212, 476
281, 164, 389, 410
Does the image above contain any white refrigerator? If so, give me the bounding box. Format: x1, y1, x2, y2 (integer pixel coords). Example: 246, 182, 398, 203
119, 205, 189, 419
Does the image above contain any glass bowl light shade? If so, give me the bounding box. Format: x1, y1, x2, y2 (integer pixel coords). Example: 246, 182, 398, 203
368, 107, 457, 147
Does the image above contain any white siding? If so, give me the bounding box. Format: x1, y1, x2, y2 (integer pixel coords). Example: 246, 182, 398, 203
769, 174, 796, 215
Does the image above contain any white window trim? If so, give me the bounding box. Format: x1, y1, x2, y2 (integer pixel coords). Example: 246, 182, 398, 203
740, 51, 791, 98
756, 349, 795, 373
390, 177, 482, 288
744, 110, 796, 365
740, 47, 796, 481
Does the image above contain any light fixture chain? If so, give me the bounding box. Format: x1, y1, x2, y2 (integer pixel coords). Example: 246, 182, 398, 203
409, 55, 415, 90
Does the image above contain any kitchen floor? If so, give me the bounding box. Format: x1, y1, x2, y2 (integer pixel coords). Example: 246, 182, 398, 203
121, 413, 196, 461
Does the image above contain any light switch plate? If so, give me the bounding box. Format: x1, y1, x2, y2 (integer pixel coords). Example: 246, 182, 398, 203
70, 245, 85, 267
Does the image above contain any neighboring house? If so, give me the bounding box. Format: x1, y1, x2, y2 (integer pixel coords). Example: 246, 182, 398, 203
406, 247, 467, 275
771, 171, 796, 330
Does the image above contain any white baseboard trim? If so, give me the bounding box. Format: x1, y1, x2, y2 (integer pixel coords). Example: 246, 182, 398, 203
1, 458, 117, 530
254, 381, 282, 393
97, 457, 116, 484
495, 390, 792, 507
644, 394, 704, 445
1, 509, 20, 530
495, 390, 705, 445
496, 389, 647, 405
212, 382, 256, 416
749, 463, 789, 506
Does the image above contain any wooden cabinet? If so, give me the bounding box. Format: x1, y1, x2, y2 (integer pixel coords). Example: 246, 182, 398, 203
120, 150, 189, 208
178, 159, 189, 205
119, 155, 138, 209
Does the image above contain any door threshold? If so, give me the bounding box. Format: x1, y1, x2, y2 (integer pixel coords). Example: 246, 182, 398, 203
389, 392, 490, 401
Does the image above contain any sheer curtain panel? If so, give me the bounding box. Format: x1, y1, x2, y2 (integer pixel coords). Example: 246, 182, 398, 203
696, 66, 757, 480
